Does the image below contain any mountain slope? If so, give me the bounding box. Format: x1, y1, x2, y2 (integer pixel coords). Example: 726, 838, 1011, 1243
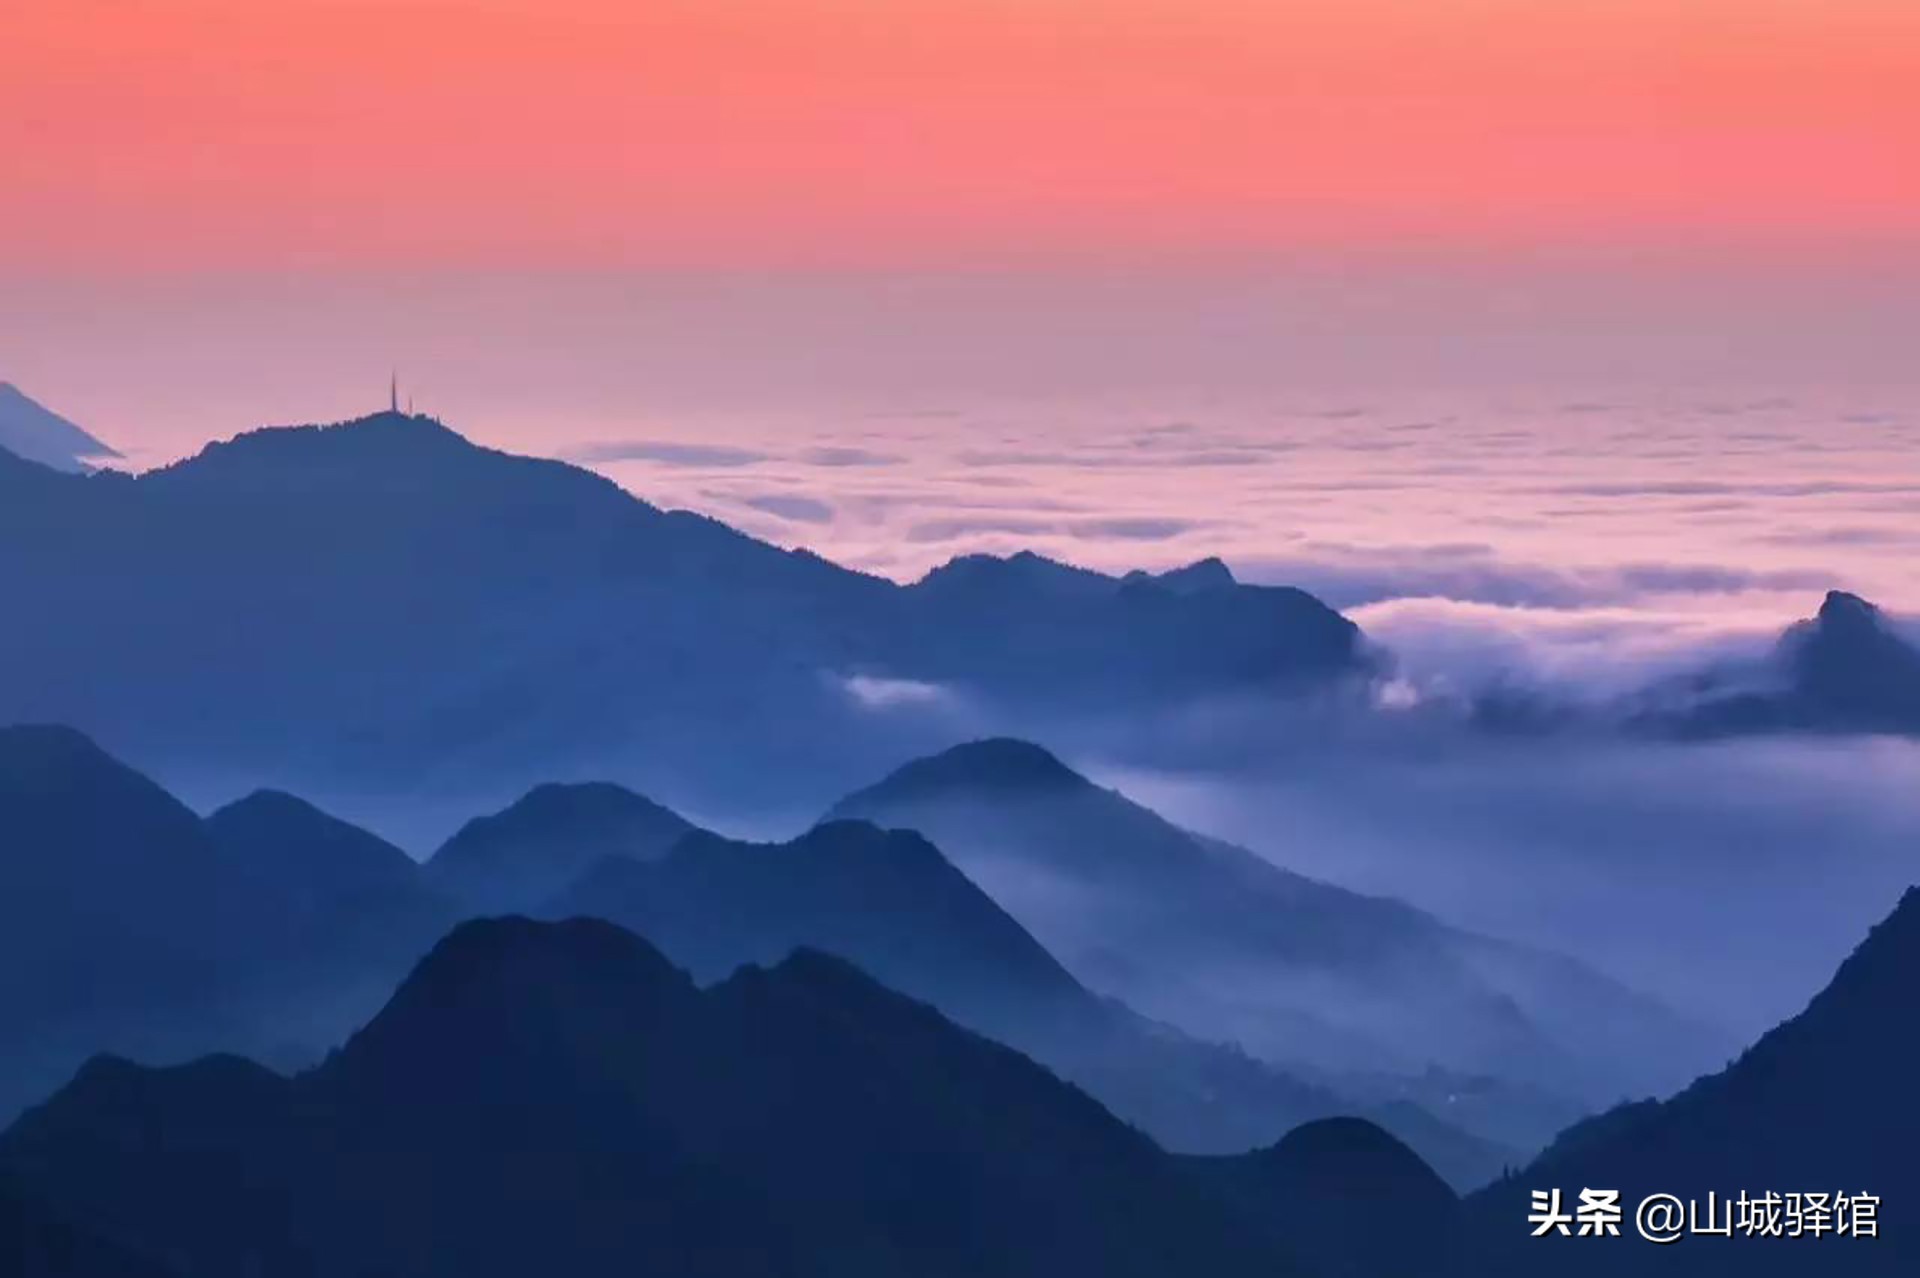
829, 739, 1721, 1111
0, 917, 1302, 1278
1464, 886, 1920, 1276
206, 789, 428, 916
0, 727, 450, 1120
0, 725, 276, 1032
0, 383, 118, 472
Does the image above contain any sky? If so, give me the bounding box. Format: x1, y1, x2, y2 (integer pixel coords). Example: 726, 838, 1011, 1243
3, 0, 1917, 639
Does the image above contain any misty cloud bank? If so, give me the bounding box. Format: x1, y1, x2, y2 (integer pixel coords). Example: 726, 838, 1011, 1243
1093, 733, 1920, 1041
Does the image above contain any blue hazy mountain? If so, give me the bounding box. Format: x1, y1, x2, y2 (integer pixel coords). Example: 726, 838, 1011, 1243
206, 789, 429, 921
0, 383, 118, 472
0, 724, 1507, 1187
1662, 591, 1920, 737
428, 781, 696, 911
0, 916, 1303, 1278
0, 726, 455, 1119
0, 410, 1371, 814
0, 726, 286, 1084
552, 818, 1512, 1182
829, 739, 1726, 1118
1472, 590, 1920, 742
1462, 885, 1920, 1276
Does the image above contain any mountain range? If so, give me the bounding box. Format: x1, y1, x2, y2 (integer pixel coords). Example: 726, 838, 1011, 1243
0, 410, 1369, 819
6, 888, 1915, 1277
4, 394, 1913, 1275
0, 916, 1312, 1278
0, 721, 1516, 1186
2, 402, 1911, 838
547, 817, 1512, 1183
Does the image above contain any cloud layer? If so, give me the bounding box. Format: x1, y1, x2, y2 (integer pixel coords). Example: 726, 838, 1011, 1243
566, 398, 1916, 625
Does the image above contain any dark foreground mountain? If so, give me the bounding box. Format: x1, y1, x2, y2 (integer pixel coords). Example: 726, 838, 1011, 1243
829, 738, 1722, 1118
0, 917, 1301, 1278
1189, 1117, 1459, 1278
1, 1177, 174, 1278
0, 383, 118, 472
0, 410, 1371, 814
1460, 885, 1920, 1276
554, 819, 1509, 1182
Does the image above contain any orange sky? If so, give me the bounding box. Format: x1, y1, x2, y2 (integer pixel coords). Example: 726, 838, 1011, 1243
5, 0, 1917, 273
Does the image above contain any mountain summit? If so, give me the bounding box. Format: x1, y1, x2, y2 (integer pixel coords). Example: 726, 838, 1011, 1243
1662, 591, 1920, 737
1781, 590, 1920, 728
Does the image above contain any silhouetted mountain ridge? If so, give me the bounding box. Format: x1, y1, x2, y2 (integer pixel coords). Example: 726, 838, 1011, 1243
0, 726, 456, 1120
0, 411, 1369, 812
1, 916, 1301, 1278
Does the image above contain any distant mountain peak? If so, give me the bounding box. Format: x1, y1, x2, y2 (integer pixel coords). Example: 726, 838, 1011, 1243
852, 738, 1089, 803
205, 788, 421, 900
427, 782, 695, 912
502, 780, 680, 821
212, 787, 332, 823
434, 780, 693, 864
1779, 589, 1920, 725
1815, 588, 1883, 629
1127, 557, 1239, 593
916, 549, 1111, 595
0, 722, 111, 764
178, 411, 465, 469
0, 725, 196, 829
0, 383, 119, 472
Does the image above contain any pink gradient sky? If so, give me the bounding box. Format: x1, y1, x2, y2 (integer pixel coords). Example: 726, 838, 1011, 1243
7, 1, 1919, 272
3, 1, 1916, 625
